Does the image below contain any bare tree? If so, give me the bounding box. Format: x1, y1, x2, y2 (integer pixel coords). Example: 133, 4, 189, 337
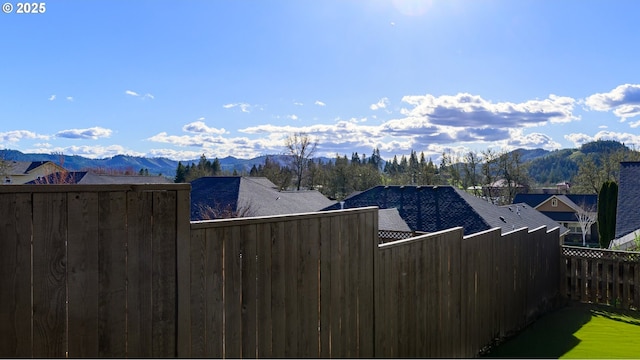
285, 132, 318, 190
575, 205, 597, 247
196, 200, 255, 220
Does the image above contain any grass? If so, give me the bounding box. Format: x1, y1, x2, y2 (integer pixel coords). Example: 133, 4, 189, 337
484, 303, 640, 359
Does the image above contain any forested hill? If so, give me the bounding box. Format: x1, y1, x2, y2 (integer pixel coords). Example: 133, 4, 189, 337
523, 140, 638, 185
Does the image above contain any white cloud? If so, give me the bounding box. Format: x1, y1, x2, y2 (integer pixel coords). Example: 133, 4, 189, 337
400, 93, 578, 127
25, 144, 144, 159
0, 130, 49, 143
370, 97, 389, 110
287, 114, 299, 121
182, 120, 227, 135
223, 103, 251, 113
125, 89, 154, 100
66, 96, 74, 102
147, 148, 205, 161
294, 101, 304, 106
565, 130, 640, 149
48, 95, 56, 101
585, 84, 640, 112
314, 100, 326, 107
584, 83, 640, 122
56, 127, 113, 140
505, 129, 562, 150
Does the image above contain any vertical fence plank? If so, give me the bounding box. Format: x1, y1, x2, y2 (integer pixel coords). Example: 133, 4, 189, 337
32, 192, 67, 358
358, 210, 376, 358
97, 191, 127, 358
344, 213, 357, 357
241, 223, 258, 359
176, 188, 191, 358
67, 192, 100, 358
297, 218, 320, 357
151, 190, 178, 357
319, 216, 332, 358
126, 190, 153, 358
0, 193, 33, 358
224, 226, 242, 358
270, 221, 286, 358
256, 222, 273, 358
189, 228, 206, 357
329, 214, 344, 357
284, 220, 300, 357
205, 227, 224, 357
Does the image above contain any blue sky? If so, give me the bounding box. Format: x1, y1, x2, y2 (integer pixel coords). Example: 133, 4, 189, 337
2, 0, 640, 161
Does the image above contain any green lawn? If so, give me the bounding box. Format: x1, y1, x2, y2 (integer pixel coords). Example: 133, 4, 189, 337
484, 303, 640, 358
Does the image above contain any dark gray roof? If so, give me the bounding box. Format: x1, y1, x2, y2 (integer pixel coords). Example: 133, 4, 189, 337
76, 172, 172, 184
323, 185, 567, 236
615, 162, 640, 238
190, 176, 334, 220
26, 171, 172, 184
5, 161, 52, 175
378, 208, 411, 232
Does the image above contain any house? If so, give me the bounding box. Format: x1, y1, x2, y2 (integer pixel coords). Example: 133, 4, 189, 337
513, 193, 598, 244
323, 185, 568, 237
190, 176, 334, 220
1, 161, 67, 184
609, 162, 640, 250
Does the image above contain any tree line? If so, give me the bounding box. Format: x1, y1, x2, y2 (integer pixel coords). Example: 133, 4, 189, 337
173, 137, 640, 205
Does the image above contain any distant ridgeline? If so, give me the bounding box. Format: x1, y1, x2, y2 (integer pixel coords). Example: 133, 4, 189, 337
0, 150, 312, 178
1, 140, 637, 185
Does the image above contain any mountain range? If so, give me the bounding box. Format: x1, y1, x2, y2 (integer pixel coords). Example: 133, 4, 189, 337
1, 140, 635, 185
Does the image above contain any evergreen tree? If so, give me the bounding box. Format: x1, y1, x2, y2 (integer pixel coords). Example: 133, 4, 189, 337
597, 181, 618, 248
249, 164, 259, 177
212, 158, 222, 175
174, 161, 187, 183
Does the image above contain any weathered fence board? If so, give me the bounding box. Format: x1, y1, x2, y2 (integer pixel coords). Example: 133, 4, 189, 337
188, 207, 378, 359
0, 193, 33, 357
0, 184, 190, 359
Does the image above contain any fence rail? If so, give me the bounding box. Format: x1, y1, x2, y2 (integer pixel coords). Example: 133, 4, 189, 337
562, 245, 640, 309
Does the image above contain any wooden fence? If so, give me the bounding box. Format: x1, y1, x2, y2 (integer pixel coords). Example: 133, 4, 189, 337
0, 184, 191, 358
375, 226, 561, 358
187, 208, 377, 358
562, 246, 640, 309
1, 185, 565, 358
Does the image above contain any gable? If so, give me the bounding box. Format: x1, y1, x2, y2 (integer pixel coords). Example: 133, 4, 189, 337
536, 197, 577, 212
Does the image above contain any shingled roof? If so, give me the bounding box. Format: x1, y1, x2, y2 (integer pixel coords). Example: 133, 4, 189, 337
190, 176, 334, 220
323, 185, 566, 236
615, 162, 640, 239
5, 161, 52, 175
26, 171, 172, 184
